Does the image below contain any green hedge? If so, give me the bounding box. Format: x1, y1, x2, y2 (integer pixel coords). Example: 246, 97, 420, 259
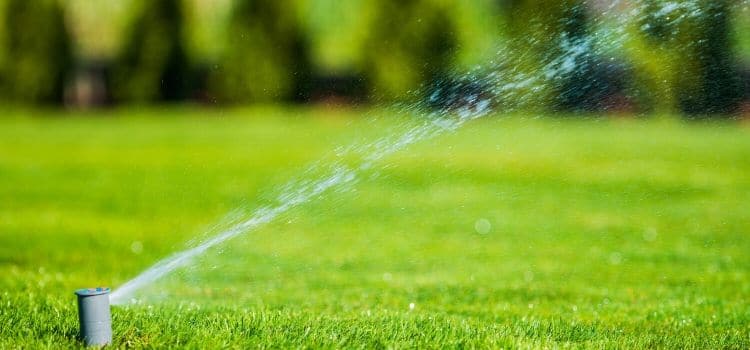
0, 0, 72, 104
362, 0, 457, 102
207, 0, 311, 104
111, 0, 191, 103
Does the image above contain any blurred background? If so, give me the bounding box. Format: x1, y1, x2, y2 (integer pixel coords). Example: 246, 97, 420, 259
0, 0, 748, 117
2, 2, 750, 347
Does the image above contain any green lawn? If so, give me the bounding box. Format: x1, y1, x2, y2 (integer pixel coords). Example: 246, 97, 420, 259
1, 108, 749, 348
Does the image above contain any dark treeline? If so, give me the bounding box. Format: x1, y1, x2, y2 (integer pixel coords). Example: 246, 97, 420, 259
0, 0, 747, 117
0, 0, 71, 105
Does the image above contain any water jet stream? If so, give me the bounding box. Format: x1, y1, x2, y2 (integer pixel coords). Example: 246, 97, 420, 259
111, 107, 488, 304
110, 0, 743, 304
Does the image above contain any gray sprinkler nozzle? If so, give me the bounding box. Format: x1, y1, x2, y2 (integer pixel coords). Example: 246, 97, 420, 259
75, 287, 112, 347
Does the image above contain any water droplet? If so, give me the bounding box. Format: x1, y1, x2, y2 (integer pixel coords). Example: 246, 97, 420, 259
474, 218, 491, 235
524, 270, 534, 282
609, 252, 623, 265
130, 241, 144, 254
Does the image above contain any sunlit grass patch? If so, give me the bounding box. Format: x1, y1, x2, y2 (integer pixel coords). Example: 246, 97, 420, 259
0, 108, 748, 348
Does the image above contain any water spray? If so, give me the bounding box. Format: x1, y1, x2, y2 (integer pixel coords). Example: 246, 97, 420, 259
106, 0, 735, 305
75, 287, 112, 347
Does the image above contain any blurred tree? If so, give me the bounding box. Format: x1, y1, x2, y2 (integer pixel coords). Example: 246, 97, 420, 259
638, 0, 742, 116
362, 0, 457, 101
676, 0, 742, 116
448, 0, 505, 70
111, 0, 191, 103
207, 0, 312, 104
627, 0, 686, 113
0, 0, 72, 104
640, 0, 674, 44
554, 2, 635, 112
498, 0, 570, 55
494, 0, 574, 110
554, 2, 595, 111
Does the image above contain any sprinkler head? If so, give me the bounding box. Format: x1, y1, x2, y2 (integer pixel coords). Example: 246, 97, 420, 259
75, 287, 112, 347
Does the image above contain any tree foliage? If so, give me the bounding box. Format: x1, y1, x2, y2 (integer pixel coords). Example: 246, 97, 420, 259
207, 0, 312, 104
554, 2, 634, 112
111, 0, 191, 103
638, 0, 742, 116
363, 0, 457, 101
0, 0, 72, 104
676, 0, 742, 116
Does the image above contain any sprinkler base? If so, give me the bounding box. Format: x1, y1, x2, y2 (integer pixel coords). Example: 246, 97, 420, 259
75, 287, 112, 347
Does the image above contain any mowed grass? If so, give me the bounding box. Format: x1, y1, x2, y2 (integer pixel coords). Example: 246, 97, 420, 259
0, 107, 749, 348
